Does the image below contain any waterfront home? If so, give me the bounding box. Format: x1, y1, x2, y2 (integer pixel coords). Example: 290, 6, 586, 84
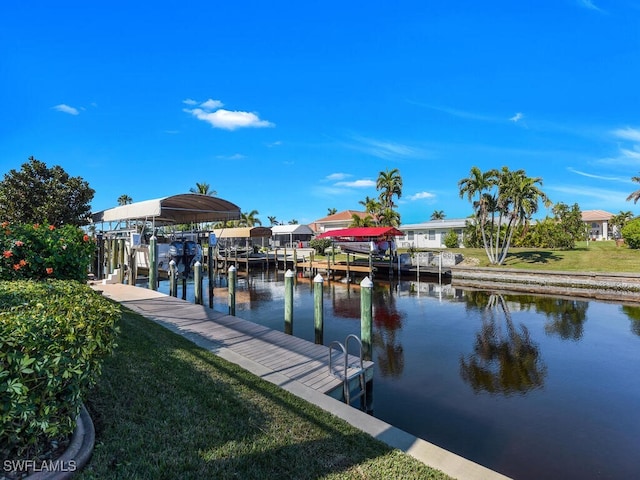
582, 210, 614, 241
397, 219, 468, 249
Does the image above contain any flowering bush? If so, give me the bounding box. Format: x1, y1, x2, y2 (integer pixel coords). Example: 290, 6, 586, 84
0, 222, 93, 281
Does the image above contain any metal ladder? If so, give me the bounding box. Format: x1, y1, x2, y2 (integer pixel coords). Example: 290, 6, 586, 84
328, 334, 366, 407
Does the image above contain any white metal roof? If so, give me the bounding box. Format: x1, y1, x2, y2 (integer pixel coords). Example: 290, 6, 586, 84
91, 193, 241, 225
270, 224, 314, 235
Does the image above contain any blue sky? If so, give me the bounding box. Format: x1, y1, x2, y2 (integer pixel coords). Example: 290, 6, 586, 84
2, 1, 640, 226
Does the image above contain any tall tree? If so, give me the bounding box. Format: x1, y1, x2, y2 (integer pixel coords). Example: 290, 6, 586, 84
376, 168, 402, 226
327, 207, 337, 216
430, 210, 445, 220
267, 215, 279, 226
459, 166, 550, 265
626, 173, 640, 204
239, 210, 262, 227
189, 182, 217, 196
117, 194, 133, 206
349, 213, 375, 227
0, 156, 94, 226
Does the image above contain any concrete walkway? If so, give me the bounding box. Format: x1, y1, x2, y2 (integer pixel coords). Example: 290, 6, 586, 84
92, 282, 512, 480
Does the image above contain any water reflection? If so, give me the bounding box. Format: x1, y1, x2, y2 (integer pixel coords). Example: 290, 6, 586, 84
620, 305, 640, 337
372, 284, 405, 378
460, 293, 547, 396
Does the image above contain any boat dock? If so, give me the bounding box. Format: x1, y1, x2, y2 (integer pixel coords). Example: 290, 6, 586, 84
92, 283, 373, 406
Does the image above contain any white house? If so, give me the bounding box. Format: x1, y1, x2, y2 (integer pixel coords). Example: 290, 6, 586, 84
271, 224, 315, 247
582, 210, 614, 241
397, 219, 469, 249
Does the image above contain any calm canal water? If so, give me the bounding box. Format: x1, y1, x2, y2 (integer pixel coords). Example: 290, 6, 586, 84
157, 270, 640, 480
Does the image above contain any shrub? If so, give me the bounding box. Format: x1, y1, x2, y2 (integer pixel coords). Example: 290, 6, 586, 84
0, 222, 94, 281
309, 238, 332, 255
443, 230, 459, 248
0, 280, 120, 460
621, 218, 640, 249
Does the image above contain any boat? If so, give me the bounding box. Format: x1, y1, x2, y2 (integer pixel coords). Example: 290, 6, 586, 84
317, 226, 404, 256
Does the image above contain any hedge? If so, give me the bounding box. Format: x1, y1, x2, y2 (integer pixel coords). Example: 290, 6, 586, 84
0, 280, 121, 461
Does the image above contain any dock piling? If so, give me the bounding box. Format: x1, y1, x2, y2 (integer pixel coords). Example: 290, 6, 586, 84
284, 269, 294, 335
360, 276, 373, 361
314, 273, 324, 344
194, 261, 203, 305
228, 265, 237, 316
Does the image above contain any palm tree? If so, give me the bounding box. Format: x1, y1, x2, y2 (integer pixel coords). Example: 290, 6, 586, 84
239, 210, 262, 227
327, 207, 337, 216
288, 219, 299, 225
376, 168, 403, 209
267, 216, 279, 226
430, 210, 445, 220
189, 182, 217, 196
378, 207, 401, 227
626, 173, 640, 203
117, 194, 133, 206
359, 196, 382, 225
349, 213, 375, 227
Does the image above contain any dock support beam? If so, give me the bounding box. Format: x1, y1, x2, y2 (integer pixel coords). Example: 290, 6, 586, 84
360, 276, 373, 361
228, 265, 237, 316
284, 269, 294, 335
314, 274, 324, 344
194, 261, 203, 305
149, 235, 158, 291
169, 260, 178, 297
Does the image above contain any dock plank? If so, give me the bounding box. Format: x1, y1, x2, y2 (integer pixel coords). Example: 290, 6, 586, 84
94, 283, 372, 402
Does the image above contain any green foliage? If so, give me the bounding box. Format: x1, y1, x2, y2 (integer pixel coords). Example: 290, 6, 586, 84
621, 218, 640, 249
309, 238, 332, 255
443, 229, 459, 248
0, 280, 120, 459
0, 222, 94, 281
0, 157, 94, 226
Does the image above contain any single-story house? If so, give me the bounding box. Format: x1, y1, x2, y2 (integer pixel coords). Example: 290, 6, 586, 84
397, 219, 469, 249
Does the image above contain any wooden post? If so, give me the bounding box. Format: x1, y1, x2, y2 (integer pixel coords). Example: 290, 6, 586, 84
194, 261, 203, 305
346, 252, 350, 283
208, 238, 214, 309
118, 239, 126, 283
284, 247, 287, 270
228, 265, 237, 316
109, 238, 117, 274
313, 273, 324, 344
169, 260, 178, 297
284, 269, 294, 335
293, 248, 297, 276
149, 235, 158, 291
360, 276, 373, 361
181, 275, 187, 301
309, 251, 315, 279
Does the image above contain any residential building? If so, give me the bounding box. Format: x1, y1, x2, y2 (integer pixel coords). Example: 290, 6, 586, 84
582, 210, 614, 241
397, 219, 469, 249
308, 210, 372, 233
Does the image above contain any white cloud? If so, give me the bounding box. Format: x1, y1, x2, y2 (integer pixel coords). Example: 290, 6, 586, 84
182, 98, 198, 106
612, 127, 640, 142
216, 153, 246, 160
567, 167, 628, 182
409, 191, 436, 201
578, 0, 602, 12
510, 112, 524, 123
334, 179, 376, 188
53, 104, 79, 115
201, 98, 224, 109
326, 173, 351, 181
349, 135, 420, 159
184, 98, 274, 130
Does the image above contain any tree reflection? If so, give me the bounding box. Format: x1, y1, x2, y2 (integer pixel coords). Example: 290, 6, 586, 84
460, 293, 546, 396
621, 305, 640, 337
372, 284, 405, 377
538, 298, 588, 341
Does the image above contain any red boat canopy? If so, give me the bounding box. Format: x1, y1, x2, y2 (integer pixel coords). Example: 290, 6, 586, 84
317, 227, 404, 239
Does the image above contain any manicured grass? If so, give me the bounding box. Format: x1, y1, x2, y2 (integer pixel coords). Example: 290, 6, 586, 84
80, 310, 452, 480
402, 240, 638, 273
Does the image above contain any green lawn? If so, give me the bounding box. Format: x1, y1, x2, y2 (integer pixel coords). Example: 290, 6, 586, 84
80, 310, 452, 480
427, 240, 640, 273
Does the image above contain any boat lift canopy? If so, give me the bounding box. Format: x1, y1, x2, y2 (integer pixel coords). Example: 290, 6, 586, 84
91, 193, 241, 227
317, 226, 404, 239
211, 226, 272, 239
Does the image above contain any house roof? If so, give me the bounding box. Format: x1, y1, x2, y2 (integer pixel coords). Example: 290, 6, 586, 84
91, 193, 241, 225
313, 210, 370, 223
271, 224, 314, 235
582, 210, 614, 221
399, 219, 469, 230
318, 227, 404, 239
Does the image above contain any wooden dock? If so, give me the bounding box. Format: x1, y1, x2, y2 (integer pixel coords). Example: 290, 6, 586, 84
92, 283, 373, 405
